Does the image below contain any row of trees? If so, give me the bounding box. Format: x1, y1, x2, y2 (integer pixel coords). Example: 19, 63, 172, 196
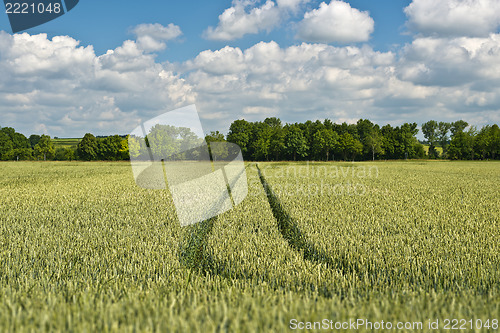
0, 128, 129, 161
223, 118, 424, 161
223, 118, 500, 161
421, 120, 500, 160
0, 127, 59, 161
1, 118, 499, 161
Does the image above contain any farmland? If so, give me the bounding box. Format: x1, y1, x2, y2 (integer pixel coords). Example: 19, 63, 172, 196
52, 138, 80, 149
0, 161, 499, 332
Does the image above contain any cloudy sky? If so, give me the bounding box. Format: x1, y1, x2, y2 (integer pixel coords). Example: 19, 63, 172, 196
1, 0, 500, 138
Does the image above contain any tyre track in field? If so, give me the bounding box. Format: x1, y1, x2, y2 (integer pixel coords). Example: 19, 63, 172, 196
256, 164, 360, 279
179, 216, 334, 298
179, 164, 335, 298
256, 164, 335, 268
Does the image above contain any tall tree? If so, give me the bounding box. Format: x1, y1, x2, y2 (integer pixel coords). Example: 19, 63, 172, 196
422, 120, 438, 158
337, 132, 363, 160
489, 124, 500, 159
205, 131, 228, 161
365, 130, 384, 161
34, 135, 54, 161
312, 128, 338, 161
266, 118, 284, 161
284, 124, 308, 161
29, 134, 41, 149
448, 127, 475, 160
77, 133, 98, 161
227, 119, 252, 160
450, 120, 469, 137
399, 123, 421, 159
0, 132, 14, 160
205, 131, 225, 143
437, 121, 451, 157
128, 136, 143, 159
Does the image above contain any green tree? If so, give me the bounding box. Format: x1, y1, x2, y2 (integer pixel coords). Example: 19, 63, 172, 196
128, 136, 142, 159
312, 128, 338, 161
475, 126, 492, 159
205, 131, 228, 161
77, 133, 98, 161
227, 120, 252, 160
284, 124, 308, 161
422, 120, 438, 158
119, 137, 129, 160
96, 135, 123, 161
489, 124, 500, 159
249, 123, 271, 161
365, 130, 384, 161
448, 127, 476, 160
337, 132, 363, 160
451, 120, 469, 137
34, 135, 55, 161
13, 148, 33, 160
380, 124, 397, 159
253, 135, 271, 160
0, 131, 14, 160
437, 122, 451, 157
267, 118, 284, 161
399, 123, 420, 159
29, 134, 41, 149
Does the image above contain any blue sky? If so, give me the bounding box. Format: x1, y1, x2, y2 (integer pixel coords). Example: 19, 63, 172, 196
1, 0, 499, 137
0, 0, 412, 61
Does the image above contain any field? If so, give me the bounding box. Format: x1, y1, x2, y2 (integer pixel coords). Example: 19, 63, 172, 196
52, 138, 81, 149
422, 144, 444, 156
0, 161, 499, 332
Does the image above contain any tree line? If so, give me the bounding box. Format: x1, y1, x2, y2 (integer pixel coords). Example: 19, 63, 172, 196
0, 130, 128, 161
222, 118, 500, 161
0, 118, 499, 161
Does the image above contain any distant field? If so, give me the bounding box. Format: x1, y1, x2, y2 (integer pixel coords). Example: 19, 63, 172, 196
423, 144, 444, 155
0, 161, 498, 331
52, 138, 80, 149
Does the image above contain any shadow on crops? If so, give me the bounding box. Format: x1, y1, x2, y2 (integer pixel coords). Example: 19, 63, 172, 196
178, 217, 334, 298
256, 164, 364, 279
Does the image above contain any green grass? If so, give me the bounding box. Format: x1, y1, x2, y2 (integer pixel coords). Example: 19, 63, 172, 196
0, 161, 499, 332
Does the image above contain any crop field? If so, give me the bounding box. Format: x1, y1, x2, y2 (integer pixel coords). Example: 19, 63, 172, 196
52, 138, 81, 149
0, 161, 499, 332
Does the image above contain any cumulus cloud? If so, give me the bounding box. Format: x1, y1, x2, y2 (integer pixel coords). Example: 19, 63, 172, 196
0, 31, 194, 137
398, 34, 500, 86
204, 0, 281, 40
131, 23, 182, 51
296, 1, 374, 43
181, 38, 500, 131
1, 28, 500, 138
405, 0, 500, 37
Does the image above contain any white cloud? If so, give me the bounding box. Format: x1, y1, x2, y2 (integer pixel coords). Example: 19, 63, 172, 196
131, 23, 182, 52
1, 29, 500, 138
190, 46, 247, 75
182, 39, 500, 131
0, 31, 194, 137
296, 1, 374, 43
398, 34, 500, 86
204, 0, 281, 40
405, 0, 500, 37
276, 0, 309, 12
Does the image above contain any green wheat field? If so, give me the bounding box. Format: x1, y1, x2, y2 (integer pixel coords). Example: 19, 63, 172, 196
0, 161, 499, 332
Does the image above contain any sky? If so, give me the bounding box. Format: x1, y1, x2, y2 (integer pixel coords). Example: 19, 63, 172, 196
1, 0, 500, 138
